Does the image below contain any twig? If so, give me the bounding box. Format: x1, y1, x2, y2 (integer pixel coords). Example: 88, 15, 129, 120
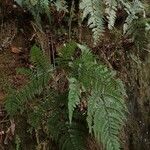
0, 119, 9, 124
68, 0, 75, 40
0, 115, 8, 124
50, 35, 55, 67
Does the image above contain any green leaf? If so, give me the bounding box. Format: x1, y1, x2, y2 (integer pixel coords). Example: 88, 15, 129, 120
68, 78, 81, 123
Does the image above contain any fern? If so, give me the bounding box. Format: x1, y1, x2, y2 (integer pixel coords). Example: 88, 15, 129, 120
80, 0, 144, 44
48, 112, 87, 150
47, 91, 87, 150
126, 18, 150, 51
5, 45, 52, 116
54, 0, 68, 12
65, 43, 127, 150
5, 44, 87, 150
87, 79, 126, 150
105, 0, 118, 29
28, 107, 44, 128
123, 0, 145, 34
68, 78, 81, 123
15, 0, 51, 27
15, 0, 145, 44
5, 42, 127, 150
14, 0, 68, 27
80, 0, 104, 45
58, 122, 87, 150
16, 67, 33, 77
15, 135, 21, 150
58, 41, 77, 60
30, 45, 51, 72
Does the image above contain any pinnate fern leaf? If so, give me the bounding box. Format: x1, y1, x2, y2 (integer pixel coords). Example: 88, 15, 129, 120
54, 122, 86, 150
5, 45, 52, 116
80, 0, 104, 45
15, 0, 51, 27
68, 78, 81, 123
67, 43, 127, 150
59, 122, 86, 150
123, 0, 144, 34
80, 0, 144, 44
5, 44, 88, 150
87, 80, 126, 150
105, 0, 118, 29
48, 99, 87, 150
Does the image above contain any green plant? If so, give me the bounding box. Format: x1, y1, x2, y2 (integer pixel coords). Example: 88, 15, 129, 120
61, 43, 127, 150
5, 42, 127, 150
15, 0, 51, 27
15, 135, 21, 150
5, 44, 87, 150
126, 17, 150, 51
14, 0, 68, 28
14, 0, 145, 45
80, 0, 145, 44
5, 45, 52, 115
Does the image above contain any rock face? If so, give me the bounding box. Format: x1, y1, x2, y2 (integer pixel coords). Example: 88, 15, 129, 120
125, 53, 150, 150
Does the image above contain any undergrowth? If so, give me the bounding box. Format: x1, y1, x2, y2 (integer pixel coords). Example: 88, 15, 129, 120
14, 0, 146, 45
5, 42, 127, 150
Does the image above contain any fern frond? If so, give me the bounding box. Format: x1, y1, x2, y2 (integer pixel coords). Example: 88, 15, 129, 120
28, 107, 44, 128
59, 122, 87, 150
80, 0, 104, 45
5, 94, 23, 115
68, 78, 81, 123
14, 0, 23, 6
54, 0, 68, 12
67, 44, 127, 150
123, 0, 144, 34
80, 45, 127, 150
78, 44, 95, 65
49, 120, 87, 150
15, 0, 51, 27
59, 41, 77, 60
40, 0, 51, 23
47, 92, 87, 150
79, 0, 145, 44
16, 68, 33, 78
15, 135, 21, 150
57, 41, 78, 70
5, 45, 52, 116
87, 80, 126, 150
126, 18, 150, 51
105, 0, 118, 29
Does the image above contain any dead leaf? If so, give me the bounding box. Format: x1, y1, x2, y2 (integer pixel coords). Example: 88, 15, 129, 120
11, 46, 21, 54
